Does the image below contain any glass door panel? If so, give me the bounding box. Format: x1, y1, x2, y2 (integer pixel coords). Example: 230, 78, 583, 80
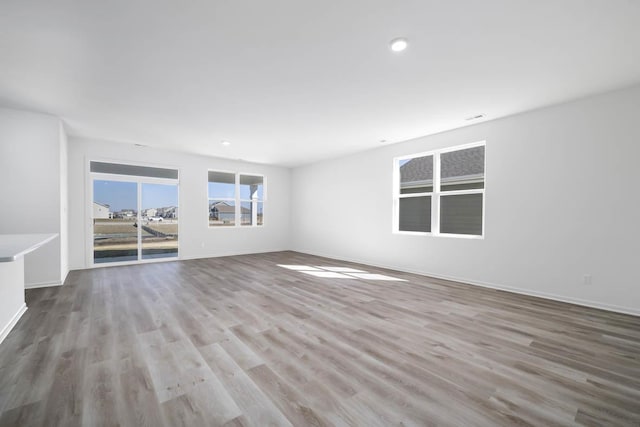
93, 180, 138, 263
141, 183, 179, 260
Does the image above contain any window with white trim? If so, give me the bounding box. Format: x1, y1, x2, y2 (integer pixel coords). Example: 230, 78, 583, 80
208, 171, 265, 227
208, 171, 236, 227
394, 142, 485, 237
239, 175, 264, 226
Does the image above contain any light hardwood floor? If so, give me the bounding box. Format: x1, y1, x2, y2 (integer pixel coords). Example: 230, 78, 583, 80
1, 251, 639, 426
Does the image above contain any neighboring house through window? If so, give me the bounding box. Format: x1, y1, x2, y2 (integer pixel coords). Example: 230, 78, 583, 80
208, 171, 265, 227
394, 142, 485, 237
240, 174, 264, 226
208, 171, 236, 226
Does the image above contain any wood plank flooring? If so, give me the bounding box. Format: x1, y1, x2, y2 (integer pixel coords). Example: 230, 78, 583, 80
1, 251, 639, 426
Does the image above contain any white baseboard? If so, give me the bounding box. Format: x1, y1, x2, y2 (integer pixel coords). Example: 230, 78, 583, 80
25, 280, 62, 289
24, 270, 69, 289
294, 249, 640, 317
61, 268, 69, 285
0, 304, 27, 345
71, 248, 289, 271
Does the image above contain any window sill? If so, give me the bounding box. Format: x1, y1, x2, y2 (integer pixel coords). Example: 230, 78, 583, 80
208, 225, 265, 229
393, 231, 484, 240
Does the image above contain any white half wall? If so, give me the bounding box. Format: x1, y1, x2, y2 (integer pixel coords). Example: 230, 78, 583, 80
0, 258, 27, 345
291, 84, 640, 315
0, 107, 67, 287
67, 138, 291, 269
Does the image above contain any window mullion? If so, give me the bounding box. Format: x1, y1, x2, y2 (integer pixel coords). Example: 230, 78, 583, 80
398, 192, 432, 199
392, 159, 400, 233
235, 173, 240, 227
394, 142, 485, 237
438, 188, 484, 196
433, 152, 441, 234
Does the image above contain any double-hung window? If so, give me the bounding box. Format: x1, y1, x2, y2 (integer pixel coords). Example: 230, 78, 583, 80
208, 171, 237, 226
208, 171, 265, 227
394, 142, 485, 237
239, 175, 264, 226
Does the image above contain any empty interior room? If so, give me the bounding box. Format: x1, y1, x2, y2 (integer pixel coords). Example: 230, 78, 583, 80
1, 1, 640, 426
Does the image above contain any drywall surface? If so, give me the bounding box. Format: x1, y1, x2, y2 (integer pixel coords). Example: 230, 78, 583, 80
67, 138, 291, 269
291, 85, 640, 314
0, 258, 26, 344
0, 107, 64, 286
59, 123, 69, 282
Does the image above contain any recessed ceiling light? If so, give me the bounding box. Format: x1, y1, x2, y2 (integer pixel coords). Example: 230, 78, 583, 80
465, 114, 486, 121
221, 140, 231, 146
379, 139, 387, 143
390, 37, 408, 52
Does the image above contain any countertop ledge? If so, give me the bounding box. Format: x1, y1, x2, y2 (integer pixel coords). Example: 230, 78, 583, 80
0, 234, 58, 262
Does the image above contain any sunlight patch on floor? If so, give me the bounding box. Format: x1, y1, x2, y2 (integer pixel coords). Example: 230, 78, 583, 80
278, 265, 322, 271
301, 271, 356, 279
347, 273, 406, 281
277, 264, 406, 281
315, 266, 366, 273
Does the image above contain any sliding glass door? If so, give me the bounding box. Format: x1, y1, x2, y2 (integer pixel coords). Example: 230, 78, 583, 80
93, 180, 139, 263
90, 161, 179, 265
141, 183, 178, 260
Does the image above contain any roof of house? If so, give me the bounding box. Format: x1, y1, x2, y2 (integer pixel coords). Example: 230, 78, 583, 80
400, 146, 485, 185
94, 202, 110, 209
210, 201, 250, 214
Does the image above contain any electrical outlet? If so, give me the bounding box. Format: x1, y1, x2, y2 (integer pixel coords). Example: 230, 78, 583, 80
583, 274, 592, 285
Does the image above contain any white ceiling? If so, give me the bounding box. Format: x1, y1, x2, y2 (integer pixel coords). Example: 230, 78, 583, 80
1, 1, 639, 167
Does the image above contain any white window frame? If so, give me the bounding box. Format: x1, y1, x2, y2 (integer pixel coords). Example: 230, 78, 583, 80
208, 169, 237, 227
238, 173, 265, 227
393, 141, 485, 239
86, 157, 180, 268
208, 170, 266, 228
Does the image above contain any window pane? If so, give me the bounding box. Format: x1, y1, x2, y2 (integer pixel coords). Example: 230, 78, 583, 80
141, 183, 178, 260
440, 194, 483, 235
91, 161, 178, 179
441, 146, 484, 191
208, 171, 236, 199
400, 155, 433, 194
240, 175, 264, 200
93, 180, 138, 263
399, 196, 431, 232
208, 171, 235, 184
209, 200, 235, 226
240, 201, 264, 226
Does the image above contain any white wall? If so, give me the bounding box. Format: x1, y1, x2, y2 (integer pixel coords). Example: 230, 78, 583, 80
67, 138, 291, 269
291, 85, 640, 315
0, 107, 67, 287
59, 122, 69, 281
0, 259, 26, 344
